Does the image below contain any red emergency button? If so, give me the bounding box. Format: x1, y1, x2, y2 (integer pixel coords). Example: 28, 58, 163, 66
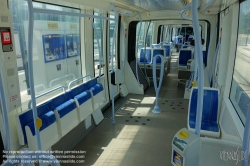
1, 31, 12, 45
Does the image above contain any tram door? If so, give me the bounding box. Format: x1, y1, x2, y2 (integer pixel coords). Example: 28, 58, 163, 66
107, 14, 120, 101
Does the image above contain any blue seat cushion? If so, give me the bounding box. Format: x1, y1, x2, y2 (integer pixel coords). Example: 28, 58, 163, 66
189, 119, 219, 132
188, 88, 219, 132
86, 78, 97, 89
90, 83, 103, 96
74, 90, 91, 105
55, 99, 76, 118
25, 111, 56, 136
68, 86, 81, 98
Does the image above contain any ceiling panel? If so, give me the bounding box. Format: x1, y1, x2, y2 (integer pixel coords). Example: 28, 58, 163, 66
116, 0, 183, 11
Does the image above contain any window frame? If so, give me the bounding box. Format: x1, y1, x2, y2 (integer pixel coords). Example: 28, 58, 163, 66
222, 0, 244, 140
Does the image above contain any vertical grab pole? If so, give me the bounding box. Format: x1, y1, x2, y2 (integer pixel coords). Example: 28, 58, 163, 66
93, 22, 102, 82
242, 106, 250, 166
111, 4, 118, 124
27, 0, 42, 151
136, 12, 142, 85
152, 55, 164, 114
192, 0, 204, 136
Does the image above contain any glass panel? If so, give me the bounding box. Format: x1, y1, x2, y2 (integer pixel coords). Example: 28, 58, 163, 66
93, 12, 104, 77
146, 22, 154, 47
109, 14, 116, 70
9, 0, 81, 106
230, 0, 250, 125
136, 22, 146, 58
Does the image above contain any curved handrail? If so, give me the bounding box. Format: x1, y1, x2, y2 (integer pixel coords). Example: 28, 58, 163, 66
49, 73, 75, 87
28, 86, 65, 109
68, 74, 92, 90
152, 54, 165, 114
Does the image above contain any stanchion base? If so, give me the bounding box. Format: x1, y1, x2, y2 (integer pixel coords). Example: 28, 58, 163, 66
111, 119, 116, 124
152, 106, 161, 114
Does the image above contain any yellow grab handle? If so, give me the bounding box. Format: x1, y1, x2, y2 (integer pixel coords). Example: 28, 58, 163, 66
178, 130, 189, 139
36, 117, 42, 130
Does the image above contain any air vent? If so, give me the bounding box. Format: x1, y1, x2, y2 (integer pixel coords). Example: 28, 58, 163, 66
1, 15, 8, 23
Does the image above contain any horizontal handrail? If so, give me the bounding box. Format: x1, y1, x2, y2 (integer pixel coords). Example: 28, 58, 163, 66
49, 74, 75, 87
28, 86, 65, 109
68, 74, 92, 90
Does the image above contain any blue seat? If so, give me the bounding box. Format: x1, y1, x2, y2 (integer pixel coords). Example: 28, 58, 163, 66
139, 48, 152, 64
86, 78, 98, 89
55, 99, 77, 118
18, 102, 51, 144
26, 111, 56, 136
75, 91, 92, 105
176, 36, 184, 45
188, 87, 220, 137
90, 83, 104, 96
178, 49, 192, 67
152, 49, 165, 64
188, 35, 194, 42
162, 45, 171, 58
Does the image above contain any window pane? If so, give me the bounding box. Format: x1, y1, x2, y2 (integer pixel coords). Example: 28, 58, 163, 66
146, 22, 154, 47
9, 0, 81, 106
230, 0, 250, 125
109, 14, 116, 70
93, 12, 104, 76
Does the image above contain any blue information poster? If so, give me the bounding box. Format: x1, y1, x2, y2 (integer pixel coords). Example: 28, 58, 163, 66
42, 34, 66, 63
66, 34, 80, 58
173, 150, 183, 166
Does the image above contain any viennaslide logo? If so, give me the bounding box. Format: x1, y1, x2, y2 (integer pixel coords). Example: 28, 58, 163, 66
220, 147, 249, 165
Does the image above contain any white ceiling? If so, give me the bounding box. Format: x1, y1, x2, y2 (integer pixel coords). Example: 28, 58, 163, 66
115, 0, 183, 11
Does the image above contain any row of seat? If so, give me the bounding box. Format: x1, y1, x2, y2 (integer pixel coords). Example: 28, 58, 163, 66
178, 48, 207, 68
16, 77, 105, 151
139, 44, 171, 64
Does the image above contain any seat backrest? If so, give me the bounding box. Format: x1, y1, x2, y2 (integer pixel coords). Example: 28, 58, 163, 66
152, 48, 165, 64
139, 48, 152, 64
188, 35, 194, 42
177, 35, 184, 44
189, 88, 219, 123
162, 45, 170, 58
86, 78, 97, 89
178, 49, 192, 66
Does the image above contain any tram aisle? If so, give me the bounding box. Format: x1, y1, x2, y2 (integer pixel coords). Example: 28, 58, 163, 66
62, 52, 189, 166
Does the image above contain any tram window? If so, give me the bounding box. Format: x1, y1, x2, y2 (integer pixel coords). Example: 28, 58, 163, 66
93, 12, 104, 77
230, 0, 250, 125
136, 22, 146, 57
109, 14, 116, 70
146, 22, 154, 47
9, 0, 81, 105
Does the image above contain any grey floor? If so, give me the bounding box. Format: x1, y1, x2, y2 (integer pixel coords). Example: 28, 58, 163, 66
64, 55, 189, 166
